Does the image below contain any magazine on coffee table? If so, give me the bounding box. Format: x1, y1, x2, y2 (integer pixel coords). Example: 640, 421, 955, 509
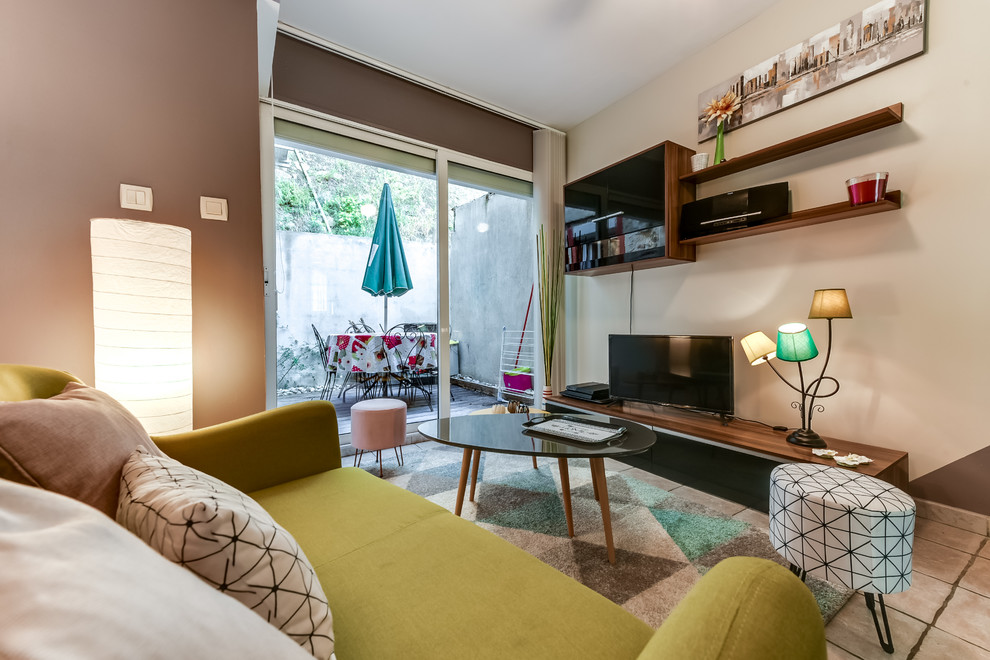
521, 415, 626, 444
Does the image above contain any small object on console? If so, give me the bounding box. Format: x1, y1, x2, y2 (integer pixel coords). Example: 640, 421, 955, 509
562, 382, 612, 402
834, 453, 873, 467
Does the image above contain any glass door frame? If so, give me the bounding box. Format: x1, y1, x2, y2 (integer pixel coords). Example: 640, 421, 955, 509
259, 100, 534, 420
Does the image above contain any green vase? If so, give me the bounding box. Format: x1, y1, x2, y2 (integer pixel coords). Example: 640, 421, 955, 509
714, 120, 726, 164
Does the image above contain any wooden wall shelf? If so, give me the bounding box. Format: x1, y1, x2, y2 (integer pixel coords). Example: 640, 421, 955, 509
680, 103, 903, 184
679, 191, 901, 246
546, 395, 909, 489
563, 103, 905, 273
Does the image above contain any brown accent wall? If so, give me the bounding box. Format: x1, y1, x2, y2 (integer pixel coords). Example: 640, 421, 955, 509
272, 33, 535, 171
0, 0, 265, 427
910, 446, 990, 516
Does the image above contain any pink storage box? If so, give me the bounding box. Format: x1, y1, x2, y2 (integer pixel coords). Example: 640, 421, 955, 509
503, 373, 533, 391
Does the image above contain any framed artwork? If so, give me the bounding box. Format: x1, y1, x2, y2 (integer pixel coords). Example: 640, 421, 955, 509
698, 0, 926, 142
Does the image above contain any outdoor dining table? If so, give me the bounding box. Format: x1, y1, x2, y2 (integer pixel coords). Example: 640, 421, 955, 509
328, 332, 438, 374
328, 332, 438, 404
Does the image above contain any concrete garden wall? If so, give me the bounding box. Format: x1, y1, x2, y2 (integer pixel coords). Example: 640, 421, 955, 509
449, 194, 536, 390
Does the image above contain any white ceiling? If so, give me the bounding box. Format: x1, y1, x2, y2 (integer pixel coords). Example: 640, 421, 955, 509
278, 0, 780, 130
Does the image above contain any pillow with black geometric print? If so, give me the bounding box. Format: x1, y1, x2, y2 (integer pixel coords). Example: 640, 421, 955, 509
117, 448, 334, 660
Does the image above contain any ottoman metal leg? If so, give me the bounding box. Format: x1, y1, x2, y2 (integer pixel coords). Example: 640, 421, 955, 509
865, 593, 894, 654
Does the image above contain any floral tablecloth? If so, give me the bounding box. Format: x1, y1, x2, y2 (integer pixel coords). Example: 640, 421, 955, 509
328, 333, 438, 374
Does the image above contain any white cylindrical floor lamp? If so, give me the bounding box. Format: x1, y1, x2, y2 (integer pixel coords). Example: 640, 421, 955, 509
91, 218, 192, 434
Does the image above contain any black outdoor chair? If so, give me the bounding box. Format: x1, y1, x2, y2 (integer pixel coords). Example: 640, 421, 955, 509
401, 328, 434, 411
346, 318, 374, 333
375, 324, 432, 410
311, 324, 337, 401
377, 323, 408, 398
403, 322, 437, 333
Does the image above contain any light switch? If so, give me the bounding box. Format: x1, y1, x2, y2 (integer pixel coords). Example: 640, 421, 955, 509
120, 184, 153, 212
200, 196, 228, 221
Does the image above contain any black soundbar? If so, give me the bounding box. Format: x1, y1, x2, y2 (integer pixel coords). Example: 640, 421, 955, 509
680, 182, 789, 240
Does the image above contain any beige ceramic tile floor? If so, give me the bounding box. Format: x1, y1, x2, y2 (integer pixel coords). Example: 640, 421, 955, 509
619, 458, 990, 659
822, 512, 990, 659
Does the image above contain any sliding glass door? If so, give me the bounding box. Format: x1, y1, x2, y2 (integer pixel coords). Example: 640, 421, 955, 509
271, 118, 438, 434
262, 107, 534, 441
447, 164, 535, 414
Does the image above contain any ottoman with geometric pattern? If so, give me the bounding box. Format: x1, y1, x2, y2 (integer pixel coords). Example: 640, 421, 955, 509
769, 463, 915, 654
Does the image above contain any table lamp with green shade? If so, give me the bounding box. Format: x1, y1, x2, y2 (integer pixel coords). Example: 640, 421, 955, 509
741, 289, 852, 448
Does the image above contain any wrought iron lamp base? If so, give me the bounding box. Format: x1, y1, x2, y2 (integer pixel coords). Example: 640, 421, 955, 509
786, 428, 828, 448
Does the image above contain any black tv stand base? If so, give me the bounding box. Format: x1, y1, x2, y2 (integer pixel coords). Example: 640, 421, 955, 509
614, 432, 778, 512
544, 394, 908, 510
546, 402, 777, 512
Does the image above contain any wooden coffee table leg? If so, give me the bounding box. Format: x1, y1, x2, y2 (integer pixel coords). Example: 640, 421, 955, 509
557, 458, 575, 538
469, 449, 481, 501
455, 449, 471, 516
590, 458, 615, 564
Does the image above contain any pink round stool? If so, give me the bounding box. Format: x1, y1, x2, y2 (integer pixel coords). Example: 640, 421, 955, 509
350, 398, 407, 477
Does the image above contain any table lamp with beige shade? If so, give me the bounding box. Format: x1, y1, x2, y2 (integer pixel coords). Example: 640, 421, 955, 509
741, 289, 853, 448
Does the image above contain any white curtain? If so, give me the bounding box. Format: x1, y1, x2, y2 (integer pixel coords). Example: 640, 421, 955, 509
533, 128, 567, 398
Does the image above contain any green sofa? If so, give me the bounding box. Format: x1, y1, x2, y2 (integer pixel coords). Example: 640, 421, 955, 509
0, 364, 826, 659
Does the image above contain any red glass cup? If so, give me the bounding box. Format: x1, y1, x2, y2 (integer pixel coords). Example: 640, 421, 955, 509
846, 172, 889, 206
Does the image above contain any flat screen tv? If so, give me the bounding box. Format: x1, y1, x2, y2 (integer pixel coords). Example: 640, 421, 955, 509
608, 334, 734, 416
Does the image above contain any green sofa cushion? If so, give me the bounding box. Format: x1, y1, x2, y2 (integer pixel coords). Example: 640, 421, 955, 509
638, 556, 826, 660
252, 467, 654, 660
251, 467, 447, 564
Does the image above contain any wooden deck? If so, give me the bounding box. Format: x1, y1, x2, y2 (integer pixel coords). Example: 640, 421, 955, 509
277, 382, 502, 436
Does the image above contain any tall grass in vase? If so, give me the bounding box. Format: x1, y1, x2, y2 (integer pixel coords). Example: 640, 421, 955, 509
537, 225, 563, 397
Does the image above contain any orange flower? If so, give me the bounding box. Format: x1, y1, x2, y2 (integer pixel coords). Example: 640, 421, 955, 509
704, 91, 741, 126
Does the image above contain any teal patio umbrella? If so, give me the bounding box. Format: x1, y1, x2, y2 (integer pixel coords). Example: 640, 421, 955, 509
361, 183, 413, 329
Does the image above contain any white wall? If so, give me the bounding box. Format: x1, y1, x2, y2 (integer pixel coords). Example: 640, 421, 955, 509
565, 0, 990, 485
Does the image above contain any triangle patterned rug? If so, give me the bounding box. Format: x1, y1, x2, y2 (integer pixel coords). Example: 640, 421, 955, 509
378, 440, 852, 628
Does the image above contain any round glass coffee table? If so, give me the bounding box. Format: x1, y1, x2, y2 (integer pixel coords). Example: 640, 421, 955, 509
418, 412, 656, 564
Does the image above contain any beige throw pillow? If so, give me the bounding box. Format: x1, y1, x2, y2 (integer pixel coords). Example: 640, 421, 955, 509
117, 448, 334, 659
0, 477, 314, 660
0, 381, 162, 516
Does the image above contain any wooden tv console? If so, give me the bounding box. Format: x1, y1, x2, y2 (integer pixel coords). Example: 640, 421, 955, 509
546, 395, 909, 490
